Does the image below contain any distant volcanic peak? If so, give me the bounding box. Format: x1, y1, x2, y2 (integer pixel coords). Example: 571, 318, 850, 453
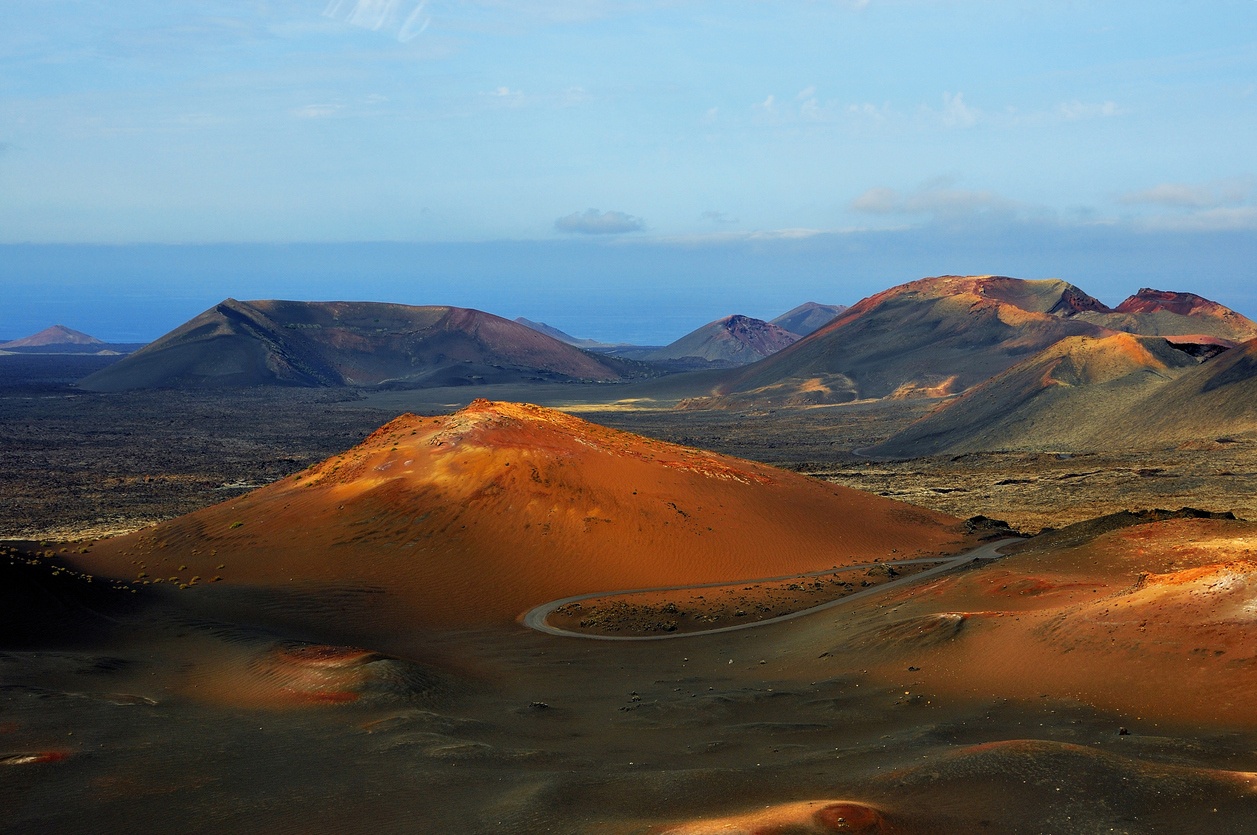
512, 317, 604, 347
1048, 283, 1111, 316
646, 314, 798, 364
720, 314, 799, 347
80, 299, 635, 390
1, 324, 104, 348
857, 275, 1108, 318
1116, 288, 1230, 317
769, 302, 849, 336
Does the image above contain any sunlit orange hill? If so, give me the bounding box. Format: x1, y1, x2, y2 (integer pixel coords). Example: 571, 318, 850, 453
77, 401, 971, 629
826, 513, 1257, 727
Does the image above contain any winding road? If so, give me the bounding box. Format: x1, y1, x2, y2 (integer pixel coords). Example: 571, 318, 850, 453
520, 537, 1021, 641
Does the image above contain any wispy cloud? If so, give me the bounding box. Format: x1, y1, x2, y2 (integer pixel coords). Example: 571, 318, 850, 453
323, 0, 431, 42
851, 178, 1019, 222
935, 91, 978, 128
291, 103, 344, 119
479, 85, 590, 110
1118, 178, 1257, 231
1136, 206, 1257, 231
1119, 179, 1253, 209
555, 208, 645, 235
1056, 100, 1120, 121
485, 86, 525, 107
701, 210, 738, 225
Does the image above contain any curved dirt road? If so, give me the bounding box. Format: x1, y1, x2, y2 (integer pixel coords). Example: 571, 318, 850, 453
520, 537, 1020, 641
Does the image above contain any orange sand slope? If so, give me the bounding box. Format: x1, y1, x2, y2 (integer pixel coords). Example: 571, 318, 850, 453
841, 516, 1257, 726
77, 401, 970, 627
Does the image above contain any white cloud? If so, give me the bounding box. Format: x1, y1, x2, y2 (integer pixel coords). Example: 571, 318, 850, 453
851, 178, 1018, 221
1136, 206, 1257, 232
486, 86, 524, 106
1057, 99, 1119, 121
555, 208, 645, 235
1118, 178, 1257, 231
478, 85, 589, 110
323, 0, 430, 42
1119, 179, 1253, 209
939, 91, 978, 128
701, 210, 738, 225
846, 101, 891, 123
292, 103, 343, 118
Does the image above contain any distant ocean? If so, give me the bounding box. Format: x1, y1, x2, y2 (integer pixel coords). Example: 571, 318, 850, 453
2, 225, 1254, 344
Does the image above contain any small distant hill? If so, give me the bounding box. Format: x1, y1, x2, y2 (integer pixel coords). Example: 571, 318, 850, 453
79, 299, 646, 392
0, 325, 143, 355
513, 317, 607, 349
641, 315, 799, 368
2, 325, 102, 348
770, 302, 848, 337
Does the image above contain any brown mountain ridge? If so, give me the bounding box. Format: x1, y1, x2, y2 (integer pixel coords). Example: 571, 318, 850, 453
79, 299, 645, 391
705, 276, 1257, 407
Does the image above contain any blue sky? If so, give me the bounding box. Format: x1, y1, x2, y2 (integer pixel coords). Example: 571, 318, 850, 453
2, 1, 1256, 342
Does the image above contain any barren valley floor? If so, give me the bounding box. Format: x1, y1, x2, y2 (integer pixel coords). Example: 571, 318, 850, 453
3, 357, 1257, 833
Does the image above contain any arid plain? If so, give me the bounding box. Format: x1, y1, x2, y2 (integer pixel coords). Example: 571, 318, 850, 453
4, 277, 1257, 834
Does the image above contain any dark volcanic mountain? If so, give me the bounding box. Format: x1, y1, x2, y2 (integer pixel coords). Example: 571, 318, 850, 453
769, 302, 848, 337
643, 314, 799, 368
79, 299, 642, 391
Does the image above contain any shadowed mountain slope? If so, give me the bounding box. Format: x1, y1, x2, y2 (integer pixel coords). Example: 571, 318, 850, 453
79, 300, 642, 391
769, 302, 848, 337
867, 333, 1204, 457
73, 400, 971, 631
1115, 335, 1257, 445
643, 315, 800, 367
871, 333, 1257, 457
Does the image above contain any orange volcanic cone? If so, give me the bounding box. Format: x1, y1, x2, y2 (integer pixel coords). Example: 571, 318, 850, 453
79, 401, 970, 628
